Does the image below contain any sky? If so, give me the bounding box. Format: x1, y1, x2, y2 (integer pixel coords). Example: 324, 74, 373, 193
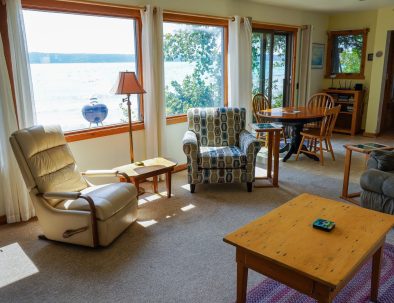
23, 10, 136, 54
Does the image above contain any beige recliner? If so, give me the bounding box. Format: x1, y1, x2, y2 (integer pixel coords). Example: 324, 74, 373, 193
10, 125, 138, 247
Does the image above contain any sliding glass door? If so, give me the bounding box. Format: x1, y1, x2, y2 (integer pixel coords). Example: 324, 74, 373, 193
252, 30, 294, 108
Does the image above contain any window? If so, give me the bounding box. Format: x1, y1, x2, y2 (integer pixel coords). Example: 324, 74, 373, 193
23, 9, 141, 133
163, 19, 226, 117
252, 28, 295, 108
326, 29, 368, 79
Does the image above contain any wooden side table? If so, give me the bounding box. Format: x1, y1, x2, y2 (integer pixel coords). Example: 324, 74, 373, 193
250, 123, 281, 187
114, 157, 177, 198
341, 143, 393, 204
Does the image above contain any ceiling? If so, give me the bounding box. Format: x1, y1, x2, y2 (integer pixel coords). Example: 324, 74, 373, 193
248, 0, 394, 13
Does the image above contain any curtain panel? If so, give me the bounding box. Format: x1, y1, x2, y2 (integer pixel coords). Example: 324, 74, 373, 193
6, 0, 36, 129
0, 36, 35, 223
141, 5, 166, 160
228, 16, 253, 128
298, 25, 312, 107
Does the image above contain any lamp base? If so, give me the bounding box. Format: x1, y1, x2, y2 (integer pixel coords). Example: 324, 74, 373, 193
134, 161, 145, 166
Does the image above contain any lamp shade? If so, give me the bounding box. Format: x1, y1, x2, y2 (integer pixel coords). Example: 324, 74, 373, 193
113, 71, 146, 95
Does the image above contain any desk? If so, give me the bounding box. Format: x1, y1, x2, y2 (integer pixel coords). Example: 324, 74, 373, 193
341, 143, 393, 204
114, 157, 177, 198
250, 123, 281, 187
258, 107, 325, 162
224, 193, 394, 303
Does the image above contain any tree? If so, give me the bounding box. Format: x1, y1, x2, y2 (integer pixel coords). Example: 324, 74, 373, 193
163, 26, 223, 116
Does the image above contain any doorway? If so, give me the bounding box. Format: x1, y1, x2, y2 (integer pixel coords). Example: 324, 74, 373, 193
380, 31, 394, 136
252, 29, 295, 108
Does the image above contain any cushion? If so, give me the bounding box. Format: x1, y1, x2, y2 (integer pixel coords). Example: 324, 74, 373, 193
11, 125, 88, 206
55, 183, 137, 220
198, 146, 247, 169
370, 150, 394, 171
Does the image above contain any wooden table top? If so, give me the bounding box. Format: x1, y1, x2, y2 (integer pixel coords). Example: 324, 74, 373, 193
224, 193, 394, 288
113, 157, 177, 177
258, 106, 326, 120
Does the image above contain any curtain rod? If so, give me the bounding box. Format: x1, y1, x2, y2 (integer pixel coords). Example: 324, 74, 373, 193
253, 20, 301, 29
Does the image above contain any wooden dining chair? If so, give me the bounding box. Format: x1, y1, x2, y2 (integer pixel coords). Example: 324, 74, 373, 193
252, 93, 287, 146
305, 93, 335, 130
295, 105, 340, 166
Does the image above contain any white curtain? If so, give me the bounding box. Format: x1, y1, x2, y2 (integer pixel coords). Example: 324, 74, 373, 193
140, 5, 166, 159
6, 0, 37, 128
0, 37, 35, 223
298, 25, 312, 107
228, 16, 253, 128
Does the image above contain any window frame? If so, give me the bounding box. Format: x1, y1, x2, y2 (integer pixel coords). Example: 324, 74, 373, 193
163, 12, 228, 124
325, 29, 369, 80
21, 0, 144, 142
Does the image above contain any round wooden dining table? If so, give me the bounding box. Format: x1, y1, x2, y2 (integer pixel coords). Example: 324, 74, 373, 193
258, 106, 326, 162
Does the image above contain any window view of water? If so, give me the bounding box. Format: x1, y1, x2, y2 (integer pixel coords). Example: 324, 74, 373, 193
30, 61, 193, 132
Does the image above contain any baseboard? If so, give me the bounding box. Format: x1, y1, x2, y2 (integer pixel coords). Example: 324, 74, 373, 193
0, 215, 7, 225
363, 131, 379, 138
173, 163, 187, 173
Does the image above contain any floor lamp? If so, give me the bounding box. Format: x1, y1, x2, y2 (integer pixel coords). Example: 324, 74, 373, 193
113, 71, 146, 164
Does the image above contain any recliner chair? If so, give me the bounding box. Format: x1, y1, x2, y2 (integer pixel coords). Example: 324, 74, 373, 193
360, 150, 394, 215
10, 125, 138, 247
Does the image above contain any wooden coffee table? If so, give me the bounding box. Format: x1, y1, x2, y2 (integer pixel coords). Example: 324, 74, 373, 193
114, 157, 177, 198
224, 193, 394, 303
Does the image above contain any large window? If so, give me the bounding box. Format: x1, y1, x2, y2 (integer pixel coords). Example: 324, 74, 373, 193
326, 29, 368, 79
163, 21, 225, 116
23, 9, 140, 132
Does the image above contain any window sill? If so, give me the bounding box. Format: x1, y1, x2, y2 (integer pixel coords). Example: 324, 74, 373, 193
166, 115, 187, 125
65, 122, 144, 142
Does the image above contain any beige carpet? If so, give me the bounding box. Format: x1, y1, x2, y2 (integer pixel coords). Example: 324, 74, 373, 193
0, 134, 393, 303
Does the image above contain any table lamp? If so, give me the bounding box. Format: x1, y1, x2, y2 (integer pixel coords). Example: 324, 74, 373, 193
113, 71, 146, 164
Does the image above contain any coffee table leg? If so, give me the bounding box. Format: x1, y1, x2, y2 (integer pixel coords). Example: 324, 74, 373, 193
371, 245, 383, 302
166, 171, 172, 198
237, 262, 248, 303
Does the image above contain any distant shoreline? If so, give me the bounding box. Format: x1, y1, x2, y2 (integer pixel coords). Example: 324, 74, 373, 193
29, 52, 136, 64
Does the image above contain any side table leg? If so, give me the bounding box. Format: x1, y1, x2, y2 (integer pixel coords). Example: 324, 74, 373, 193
371, 245, 383, 302
153, 176, 158, 193
267, 132, 273, 179
341, 149, 352, 199
166, 171, 172, 198
273, 130, 280, 187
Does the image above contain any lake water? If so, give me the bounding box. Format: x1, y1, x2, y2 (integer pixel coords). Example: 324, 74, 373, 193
30, 61, 284, 131
30, 61, 194, 131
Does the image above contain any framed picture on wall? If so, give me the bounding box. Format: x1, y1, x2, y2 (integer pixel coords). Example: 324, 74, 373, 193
311, 43, 325, 69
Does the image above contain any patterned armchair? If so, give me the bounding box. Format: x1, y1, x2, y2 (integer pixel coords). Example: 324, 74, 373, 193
183, 107, 261, 193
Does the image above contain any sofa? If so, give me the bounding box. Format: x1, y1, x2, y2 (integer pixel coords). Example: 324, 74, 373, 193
182, 107, 261, 193
360, 150, 394, 215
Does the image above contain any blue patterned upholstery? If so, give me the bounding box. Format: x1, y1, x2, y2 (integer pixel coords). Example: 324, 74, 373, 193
183, 107, 261, 190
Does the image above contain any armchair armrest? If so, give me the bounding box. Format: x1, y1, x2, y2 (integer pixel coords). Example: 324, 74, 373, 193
239, 130, 262, 183
38, 191, 99, 247
182, 131, 198, 155
82, 169, 130, 183
360, 169, 394, 199
41, 192, 81, 200
239, 130, 261, 156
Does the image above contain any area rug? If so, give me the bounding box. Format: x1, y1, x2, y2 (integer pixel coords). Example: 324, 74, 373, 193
244, 243, 394, 303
